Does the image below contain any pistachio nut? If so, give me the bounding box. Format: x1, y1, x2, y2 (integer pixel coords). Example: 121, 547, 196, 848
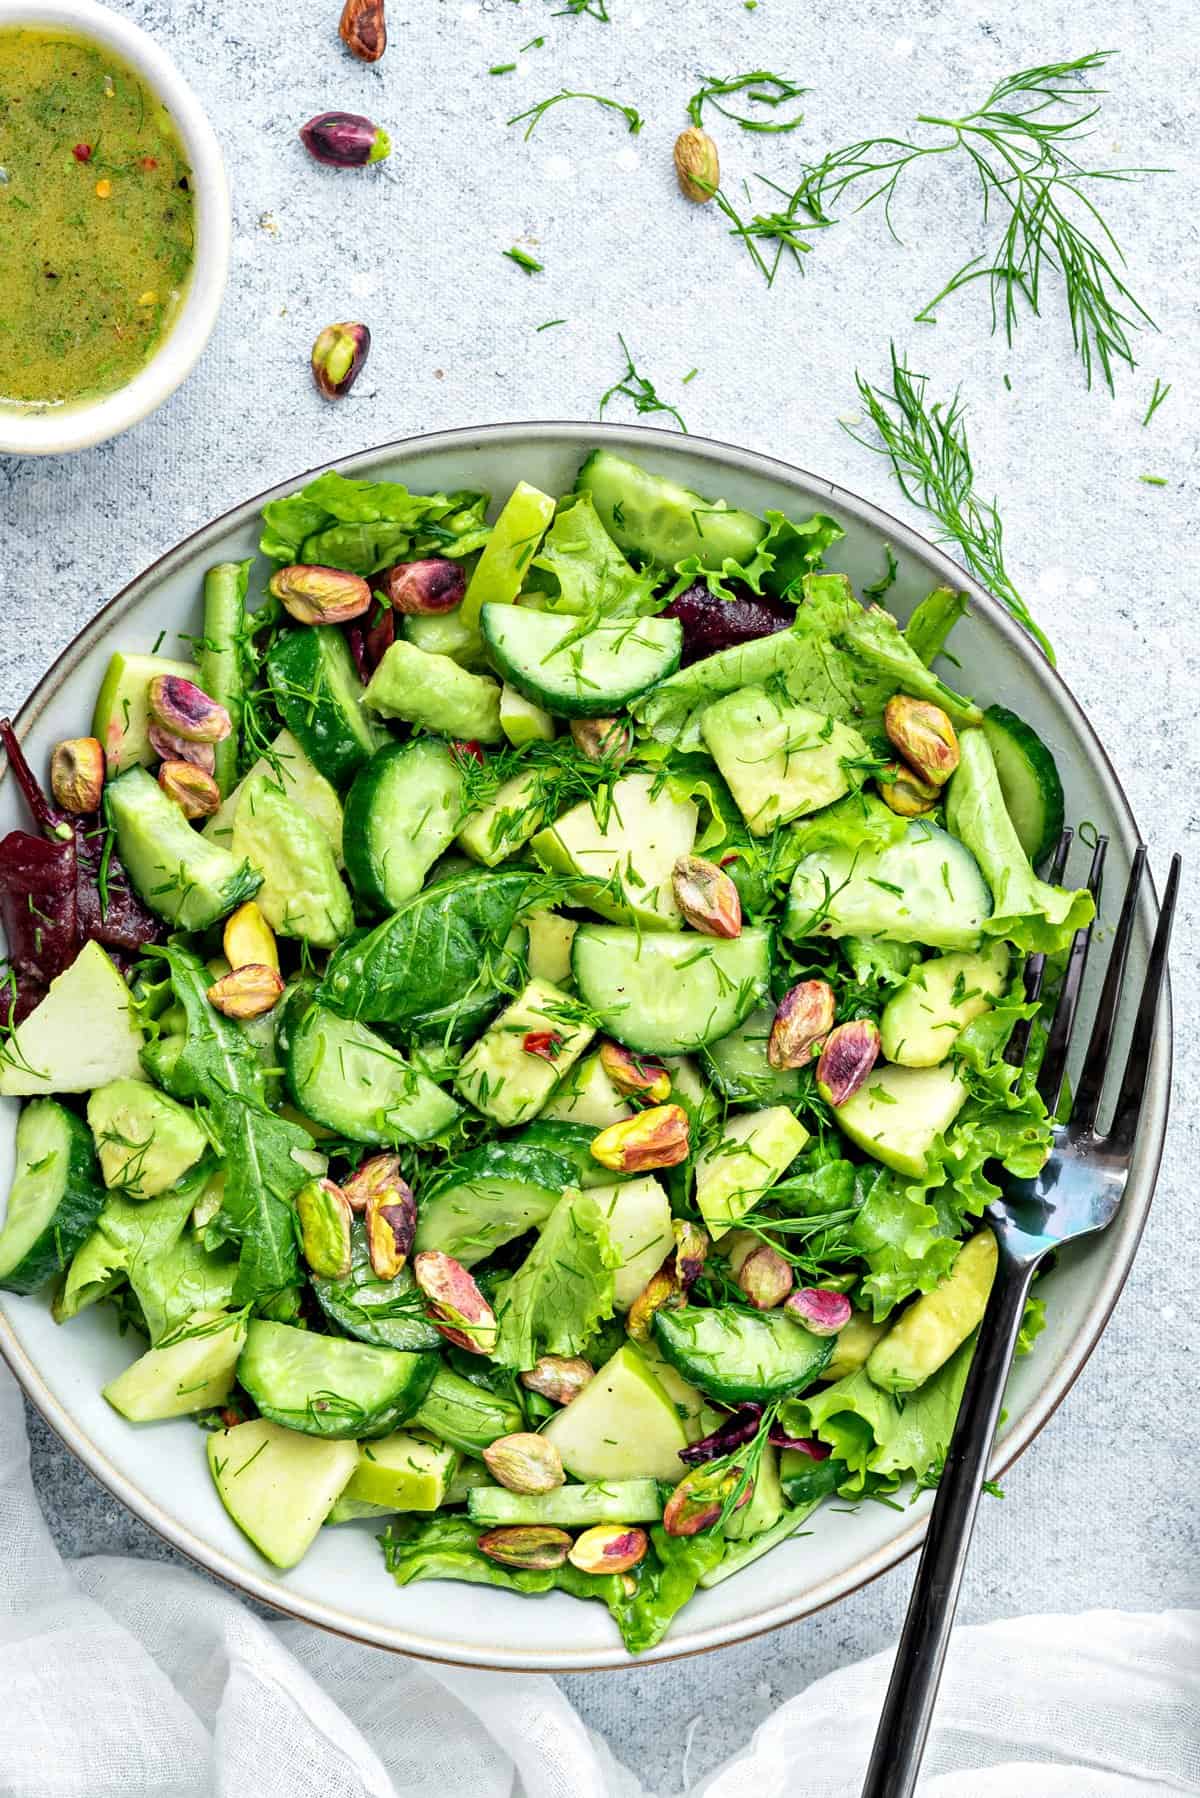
883, 694, 960, 787
267, 563, 372, 625
380, 557, 466, 615
482, 1431, 565, 1495
158, 760, 221, 819
413, 1249, 499, 1354
299, 112, 391, 169
672, 1218, 710, 1292
520, 1355, 594, 1406
147, 674, 232, 744
206, 962, 285, 1020
877, 759, 939, 818
814, 1018, 881, 1107
590, 1103, 690, 1175
339, 0, 386, 61
768, 979, 835, 1070
673, 126, 720, 202
569, 716, 632, 763
477, 1525, 571, 1570
672, 854, 742, 938
296, 1176, 353, 1279
568, 1525, 648, 1576
223, 900, 280, 974
365, 1181, 417, 1280
599, 1040, 671, 1103
785, 1286, 853, 1336
736, 1241, 794, 1310
49, 737, 104, 814
626, 1260, 683, 1343
342, 1151, 406, 1214
311, 321, 371, 399
147, 721, 216, 774
663, 1465, 752, 1537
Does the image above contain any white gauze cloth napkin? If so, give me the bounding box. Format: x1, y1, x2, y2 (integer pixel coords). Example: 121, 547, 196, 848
2, 1363, 1197, 1798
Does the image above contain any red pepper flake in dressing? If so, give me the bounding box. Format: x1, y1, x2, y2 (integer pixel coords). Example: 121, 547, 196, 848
72, 143, 92, 162
452, 740, 485, 765
523, 1030, 564, 1062
139, 155, 158, 170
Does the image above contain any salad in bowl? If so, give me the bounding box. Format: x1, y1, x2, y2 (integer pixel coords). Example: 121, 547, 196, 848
0, 447, 1091, 1654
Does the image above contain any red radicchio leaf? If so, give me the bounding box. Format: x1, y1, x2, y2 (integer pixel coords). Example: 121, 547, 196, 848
678, 1403, 764, 1467
767, 1430, 831, 1459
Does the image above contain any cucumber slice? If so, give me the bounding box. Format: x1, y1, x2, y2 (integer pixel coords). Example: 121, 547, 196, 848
467, 1476, 662, 1529
344, 739, 465, 911
266, 625, 380, 789
571, 926, 772, 1055
208, 1419, 357, 1567
311, 1225, 443, 1351
105, 766, 262, 930
481, 606, 682, 717
409, 1365, 524, 1457
237, 1320, 438, 1439
0, 941, 144, 1098
511, 1118, 623, 1189
285, 1000, 461, 1145
701, 1005, 803, 1107
653, 1305, 835, 1404
0, 1099, 108, 1293
413, 1137, 582, 1266
531, 771, 698, 930
103, 1308, 247, 1420
784, 821, 992, 951
982, 704, 1065, 866
199, 561, 249, 798
575, 448, 765, 571
91, 650, 201, 776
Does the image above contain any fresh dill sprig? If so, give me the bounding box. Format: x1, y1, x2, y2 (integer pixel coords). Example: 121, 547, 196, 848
489, 62, 517, 76
716, 174, 818, 285
536, 318, 566, 331
599, 334, 689, 433
686, 70, 808, 133
849, 343, 1055, 663
1138, 473, 1167, 486
503, 246, 544, 274
798, 52, 1163, 390
1141, 377, 1170, 426
553, 0, 609, 18
508, 89, 642, 142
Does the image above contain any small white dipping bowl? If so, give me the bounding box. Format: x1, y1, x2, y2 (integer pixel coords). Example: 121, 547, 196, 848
0, 0, 230, 456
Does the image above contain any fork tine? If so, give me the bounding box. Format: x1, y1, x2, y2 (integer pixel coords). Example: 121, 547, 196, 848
1071, 844, 1147, 1133
1106, 852, 1180, 1149
1006, 829, 1074, 1068
1036, 835, 1107, 1114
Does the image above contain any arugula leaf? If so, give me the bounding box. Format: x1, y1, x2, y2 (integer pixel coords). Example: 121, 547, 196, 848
156, 944, 266, 1104
490, 1189, 619, 1371
55, 1168, 207, 1322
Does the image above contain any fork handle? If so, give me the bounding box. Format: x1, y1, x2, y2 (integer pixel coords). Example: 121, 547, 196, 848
861, 1251, 1038, 1798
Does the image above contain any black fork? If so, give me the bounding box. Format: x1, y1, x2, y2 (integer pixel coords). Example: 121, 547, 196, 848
862, 839, 1180, 1798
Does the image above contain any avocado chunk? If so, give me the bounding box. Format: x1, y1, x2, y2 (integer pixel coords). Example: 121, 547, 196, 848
834, 1062, 968, 1179
92, 650, 201, 775
867, 1230, 998, 1393
87, 1078, 207, 1198
455, 977, 596, 1126
590, 1175, 675, 1308
820, 1307, 889, 1382
525, 909, 577, 985
694, 1105, 810, 1237
541, 1341, 689, 1482
103, 1308, 247, 1420
364, 640, 504, 743
205, 729, 345, 867
457, 769, 547, 866
540, 1049, 632, 1127
460, 478, 558, 635
700, 687, 871, 834
230, 772, 353, 948
0, 940, 145, 1098
208, 1418, 357, 1568
341, 1430, 459, 1512
532, 771, 697, 929
106, 765, 262, 930
880, 943, 1010, 1067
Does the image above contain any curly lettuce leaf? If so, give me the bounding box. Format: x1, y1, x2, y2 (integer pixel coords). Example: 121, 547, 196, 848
527, 493, 656, 617
260, 472, 490, 572
946, 730, 1093, 955
490, 1189, 619, 1371
661, 507, 845, 604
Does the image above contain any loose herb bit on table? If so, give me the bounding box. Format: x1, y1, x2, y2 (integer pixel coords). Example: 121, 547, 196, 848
686, 70, 808, 133
1141, 379, 1170, 427
598, 334, 689, 432
716, 175, 818, 284
503, 247, 544, 274
508, 89, 643, 141
1138, 474, 1167, 487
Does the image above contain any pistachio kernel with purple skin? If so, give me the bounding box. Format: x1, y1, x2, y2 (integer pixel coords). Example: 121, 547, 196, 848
520, 1355, 594, 1406
147, 722, 216, 775
296, 1177, 354, 1280
672, 854, 742, 939
672, 1218, 710, 1292
206, 963, 284, 1020
882, 694, 960, 788
49, 737, 105, 814
380, 557, 467, 615
590, 1103, 690, 1174
599, 1039, 671, 1103
311, 322, 371, 400
815, 1018, 881, 1107
768, 979, 835, 1070
158, 760, 221, 819
342, 1152, 405, 1214
568, 1525, 649, 1576
625, 1260, 683, 1343
785, 1287, 853, 1337
877, 759, 939, 818
365, 1182, 416, 1281
477, 1526, 571, 1571
736, 1241, 794, 1310
662, 1465, 753, 1537
299, 111, 391, 168
147, 675, 231, 745
413, 1249, 498, 1354
569, 716, 632, 763
483, 1432, 564, 1495
268, 563, 372, 625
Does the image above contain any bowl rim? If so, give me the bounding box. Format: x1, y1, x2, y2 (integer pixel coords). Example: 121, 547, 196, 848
0, 0, 230, 455
0, 419, 1172, 1670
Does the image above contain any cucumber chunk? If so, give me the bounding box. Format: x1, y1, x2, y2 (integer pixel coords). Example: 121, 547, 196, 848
880, 942, 1009, 1067
342, 1430, 458, 1511
414, 1136, 580, 1266
540, 1341, 689, 1481
106, 765, 262, 930
457, 769, 547, 867
311, 1226, 443, 1351
982, 704, 1065, 867
266, 625, 380, 789
103, 1308, 247, 1420
867, 1230, 997, 1393
575, 448, 765, 571
91, 650, 201, 775
0, 940, 144, 1098
237, 1320, 438, 1439
467, 1477, 663, 1529
230, 773, 353, 948
571, 926, 772, 1055
531, 771, 698, 930
364, 640, 503, 743
499, 682, 556, 746
694, 1105, 810, 1237
702, 1005, 803, 1107
286, 1000, 461, 1145
481, 605, 681, 717
208, 1418, 357, 1567
0, 1099, 108, 1293
654, 1305, 835, 1404
344, 739, 465, 911
454, 977, 596, 1127
699, 688, 870, 834
834, 1062, 968, 1178
784, 820, 992, 951
409, 1366, 524, 1457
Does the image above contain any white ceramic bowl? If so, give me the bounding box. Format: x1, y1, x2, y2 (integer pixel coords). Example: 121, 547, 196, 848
0, 424, 1172, 1669
0, 0, 230, 455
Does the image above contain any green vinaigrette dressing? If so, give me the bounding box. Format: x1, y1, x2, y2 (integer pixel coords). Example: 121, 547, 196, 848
0, 28, 195, 410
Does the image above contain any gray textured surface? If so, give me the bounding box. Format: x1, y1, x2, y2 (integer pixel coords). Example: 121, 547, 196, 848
2, 0, 1198, 1791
